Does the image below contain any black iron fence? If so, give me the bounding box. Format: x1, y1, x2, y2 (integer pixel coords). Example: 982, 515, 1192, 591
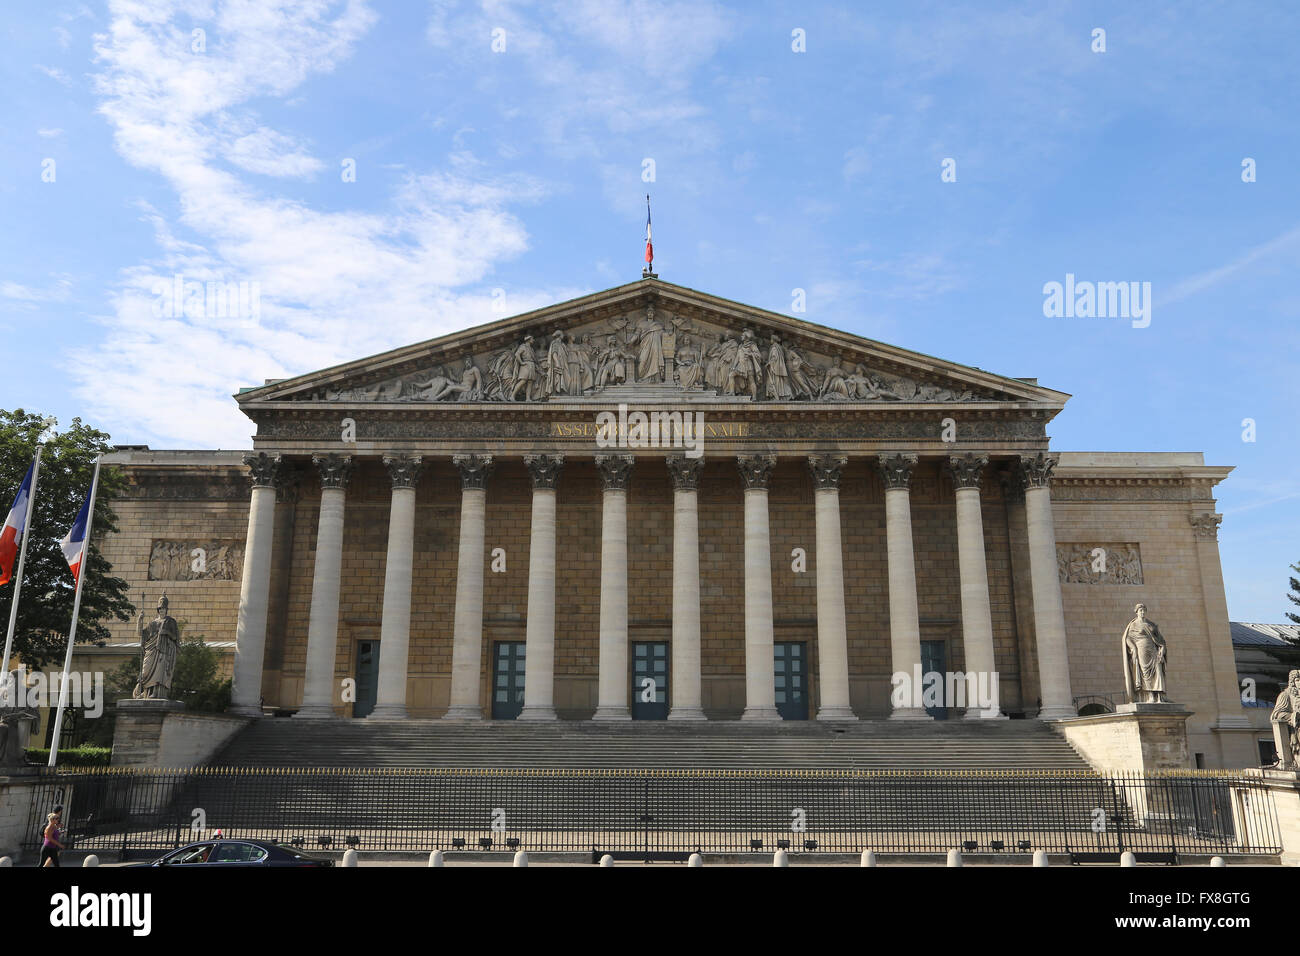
22, 767, 1282, 862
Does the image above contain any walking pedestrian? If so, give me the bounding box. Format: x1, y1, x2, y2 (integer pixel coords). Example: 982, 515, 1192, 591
40, 808, 64, 867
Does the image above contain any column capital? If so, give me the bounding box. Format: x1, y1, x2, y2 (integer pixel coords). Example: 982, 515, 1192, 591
877, 453, 919, 490
243, 452, 281, 488
1017, 452, 1058, 490
383, 454, 424, 490
808, 454, 848, 490
736, 454, 776, 490
452, 454, 495, 489
947, 453, 989, 491
666, 456, 705, 491
595, 454, 635, 491
1190, 512, 1222, 539
312, 453, 353, 490
524, 453, 565, 490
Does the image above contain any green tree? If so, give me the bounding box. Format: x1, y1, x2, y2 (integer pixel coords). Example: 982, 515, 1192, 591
1288, 561, 1300, 627
0, 409, 134, 669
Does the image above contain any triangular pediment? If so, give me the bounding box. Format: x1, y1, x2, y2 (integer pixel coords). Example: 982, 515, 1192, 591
236, 278, 1069, 410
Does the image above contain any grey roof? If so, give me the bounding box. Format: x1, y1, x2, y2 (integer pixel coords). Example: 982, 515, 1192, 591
1231, 622, 1300, 646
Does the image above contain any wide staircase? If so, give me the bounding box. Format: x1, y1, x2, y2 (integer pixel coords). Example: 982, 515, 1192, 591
213, 717, 1092, 771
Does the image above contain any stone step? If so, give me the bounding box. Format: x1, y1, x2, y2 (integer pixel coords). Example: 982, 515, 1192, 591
213, 718, 1092, 771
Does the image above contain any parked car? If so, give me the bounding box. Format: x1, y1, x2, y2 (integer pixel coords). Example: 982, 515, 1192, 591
132, 839, 334, 867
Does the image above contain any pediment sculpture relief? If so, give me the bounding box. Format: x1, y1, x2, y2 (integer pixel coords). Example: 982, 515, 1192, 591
304, 304, 988, 405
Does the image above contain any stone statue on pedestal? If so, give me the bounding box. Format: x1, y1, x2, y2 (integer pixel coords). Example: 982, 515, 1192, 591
0, 671, 37, 770
1270, 669, 1300, 770
134, 593, 181, 700
1121, 603, 1168, 703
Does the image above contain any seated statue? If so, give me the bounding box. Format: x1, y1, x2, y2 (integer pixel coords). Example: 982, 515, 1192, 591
1271, 669, 1300, 769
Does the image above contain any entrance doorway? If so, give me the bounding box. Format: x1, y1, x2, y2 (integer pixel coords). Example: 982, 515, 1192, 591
920, 640, 948, 720
631, 642, 668, 720
492, 641, 526, 720
774, 641, 808, 720
353, 640, 379, 718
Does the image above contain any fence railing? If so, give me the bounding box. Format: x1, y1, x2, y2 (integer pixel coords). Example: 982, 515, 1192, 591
22, 767, 1283, 861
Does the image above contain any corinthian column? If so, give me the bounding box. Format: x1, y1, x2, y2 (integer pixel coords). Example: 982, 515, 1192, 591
231, 452, 280, 717
948, 454, 1004, 718
297, 454, 353, 718
1019, 453, 1074, 719
667, 456, 706, 720
370, 455, 423, 719
738, 455, 779, 721
593, 455, 634, 720
878, 454, 929, 720
810, 455, 856, 721
519, 454, 564, 721
443, 454, 494, 720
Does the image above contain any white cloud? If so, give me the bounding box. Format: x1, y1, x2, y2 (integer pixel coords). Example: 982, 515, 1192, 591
76, 0, 574, 448
2, 276, 73, 303
36, 65, 73, 86
37, 128, 65, 138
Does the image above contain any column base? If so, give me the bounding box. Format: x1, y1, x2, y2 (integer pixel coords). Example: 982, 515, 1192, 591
441, 706, 484, 721
963, 709, 1008, 720
1037, 705, 1078, 720
668, 708, 707, 721
367, 705, 408, 720
517, 707, 557, 721
816, 707, 859, 721
741, 707, 781, 722
294, 704, 338, 719
889, 707, 933, 721
591, 708, 631, 721
229, 704, 264, 718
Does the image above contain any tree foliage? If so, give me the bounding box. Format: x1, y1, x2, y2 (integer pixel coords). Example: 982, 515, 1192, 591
1288, 561, 1300, 628
0, 409, 134, 668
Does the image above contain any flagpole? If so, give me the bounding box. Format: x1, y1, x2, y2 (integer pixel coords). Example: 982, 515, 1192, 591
1, 445, 43, 690
48, 456, 101, 768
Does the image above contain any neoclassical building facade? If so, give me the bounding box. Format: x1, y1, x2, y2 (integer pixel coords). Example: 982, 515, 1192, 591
98, 279, 1257, 766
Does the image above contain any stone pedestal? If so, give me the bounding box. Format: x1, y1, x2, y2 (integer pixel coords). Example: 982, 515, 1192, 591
111, 699, 250, 768
0, 772, 43, 863
1050, 703, 1192, 773
1230, 769, 1300, 865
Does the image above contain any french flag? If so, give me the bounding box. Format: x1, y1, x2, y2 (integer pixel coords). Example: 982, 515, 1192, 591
61, 486, 93, 585
0, 462, 36, 586
644, 194, 653, 266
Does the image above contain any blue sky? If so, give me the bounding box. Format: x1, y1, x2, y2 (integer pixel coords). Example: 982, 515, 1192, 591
1, 1, 1297, 621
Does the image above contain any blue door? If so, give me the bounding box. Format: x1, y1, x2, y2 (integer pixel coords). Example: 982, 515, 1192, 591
354, 640, 379, 718
774, 642, 808, 720
492, 642, 526, 719
631, 642, 668, 720
920, 640, 948, 720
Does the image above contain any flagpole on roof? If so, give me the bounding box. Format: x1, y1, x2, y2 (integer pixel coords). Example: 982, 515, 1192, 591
1, 445, 43, 691
48, 455, 101, 768
642, 193, 655, 278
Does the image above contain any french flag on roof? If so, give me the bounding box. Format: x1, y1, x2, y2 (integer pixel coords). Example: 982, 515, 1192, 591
61, 487, 93, 585
0, 462, 36, 586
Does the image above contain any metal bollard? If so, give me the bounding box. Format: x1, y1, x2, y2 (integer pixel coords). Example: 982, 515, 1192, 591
687, 853, 703, 867
82, 855, 100, 867
860, 849, 876, 867
342, 849, 358, 867
1120, 851, 1136, 867
773, 849, 789, 867
946, 848, 962, 867
0, 857, 10, 868
428, 850, 444, 867
513, 850, 528, 868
